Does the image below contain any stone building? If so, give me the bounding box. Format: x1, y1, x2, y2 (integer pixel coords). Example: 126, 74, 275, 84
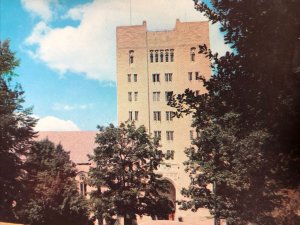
116, 19, 213, 224
37, 19, 217, 225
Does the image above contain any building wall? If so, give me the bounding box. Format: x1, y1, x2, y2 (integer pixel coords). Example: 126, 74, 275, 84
117, 20, 213, 224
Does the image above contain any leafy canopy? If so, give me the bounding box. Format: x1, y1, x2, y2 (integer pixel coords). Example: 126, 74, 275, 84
18, 139, 91, 225
169, 0, 300, 224
88, 123, 171, 225
0, 40, 36, 222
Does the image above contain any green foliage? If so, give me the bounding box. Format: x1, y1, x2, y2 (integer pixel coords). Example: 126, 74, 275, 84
18, 140, 90, 225
169, 1, 300, 224
89, 122, 171, 225
0, 40, 37, 222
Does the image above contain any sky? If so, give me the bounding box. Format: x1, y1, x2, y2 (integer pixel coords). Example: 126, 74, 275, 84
0, 0, 230, 131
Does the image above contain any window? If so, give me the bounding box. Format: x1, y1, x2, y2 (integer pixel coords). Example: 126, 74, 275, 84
190, 47, 196, 61
195, 72, 200, 80
150, 50, 153, 63
128, 92, 132, 101
129, 50, 134, 64
165, 49, 169, 62
152, 73, 160, 82
170, 49, 174, 62
153, 111, 161, 121
80, 182, 87, 196
166, 131, 174, 141
79, 174, 87, 196
154, 131, 161, 140
153, 92, 160, 101
165, 73, 172, 82
166, 150, 174, 160
134, 111, 139, 121
188, 72, 192, 81
133, 74, 137, 82
160, 50, 164, 62
190, 130, 194, 140
155, 50, 159, 62
166, 111, 175, 121
128, 74, 131, 82
129, 111, 133, 121
165, 91, 173, 101
195, 90, 200, 96
134, 92, 138, 101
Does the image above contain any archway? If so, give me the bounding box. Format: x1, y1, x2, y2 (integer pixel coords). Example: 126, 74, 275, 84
155, 179, 176, 220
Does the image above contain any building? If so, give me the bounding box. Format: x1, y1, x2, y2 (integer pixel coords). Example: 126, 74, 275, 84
37, 131, 98, 197
117, 19, 213, 224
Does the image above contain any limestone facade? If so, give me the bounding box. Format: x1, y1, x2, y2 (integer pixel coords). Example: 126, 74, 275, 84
117, 20, 213, 224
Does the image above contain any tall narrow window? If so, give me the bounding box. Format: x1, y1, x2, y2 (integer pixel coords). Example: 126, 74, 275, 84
134, 92, 138, 101
165, 73, 172, 82
195, 90, 200, 96
188, 72, 193, 81
190, 47, 196, 61
195, 72, 200, 80
150, 50, 154, 63
133, 74, 137, 82
155, 50, 159, 62
79, 174, 87, 196
166, 131, 174, 141
152, 74, 160, 82
170, 49, 174, 62
153, 111, 161, 121
160, 50, 164, 62
153, 92, 160, 101
129, 50, 134, 64
134, 111, 139, 121
129, 111, 133, 121
154, 131, 161, 140
128, 74, 131, 82
165, 49, 169, 62
165, 91, 173, 101
128, 92, 132, 101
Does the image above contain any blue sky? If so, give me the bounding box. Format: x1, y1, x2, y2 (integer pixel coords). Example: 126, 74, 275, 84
0, 0, 229, 131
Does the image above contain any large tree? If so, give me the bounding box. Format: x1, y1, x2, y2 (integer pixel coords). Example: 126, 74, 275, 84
169, 0, 300, 224
0, 40, 36, 222
18, 139, 90, 225
88, 123, 172, 225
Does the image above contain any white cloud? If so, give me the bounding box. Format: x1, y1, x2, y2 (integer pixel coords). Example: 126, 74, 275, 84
23, 0, 230, 82
35, 116, 80, 131
21, 0, 57, 22
52, 103, 94, 111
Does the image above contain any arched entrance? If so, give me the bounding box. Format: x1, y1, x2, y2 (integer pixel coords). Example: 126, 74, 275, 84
155, 179, 176, 220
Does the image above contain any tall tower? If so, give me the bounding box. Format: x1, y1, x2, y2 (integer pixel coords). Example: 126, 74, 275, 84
116, 19, 212, 223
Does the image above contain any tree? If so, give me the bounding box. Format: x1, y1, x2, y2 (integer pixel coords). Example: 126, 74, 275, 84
18, 139, 91, 225
88, 123, 171, 225
169, 0, 300, 224
0, 40, 37, 222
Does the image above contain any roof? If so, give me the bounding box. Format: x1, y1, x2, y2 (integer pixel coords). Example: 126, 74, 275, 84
36, 131, 98, 163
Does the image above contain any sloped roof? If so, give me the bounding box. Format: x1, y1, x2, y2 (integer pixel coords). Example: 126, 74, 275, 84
36, 131, 98, 163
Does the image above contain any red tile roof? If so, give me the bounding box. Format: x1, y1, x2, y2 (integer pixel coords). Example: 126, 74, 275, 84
36, 131, 98, 163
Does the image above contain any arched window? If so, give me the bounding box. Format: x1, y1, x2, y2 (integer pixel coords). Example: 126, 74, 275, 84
165, 49, 169, 62
79, 173, 87, 196
170, 49, 174, 62
190, 47, 196, 61
160, 50, 164, 62
129, 50, 134, 64
150, 50, 153, 63
155, 50, 159, 62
